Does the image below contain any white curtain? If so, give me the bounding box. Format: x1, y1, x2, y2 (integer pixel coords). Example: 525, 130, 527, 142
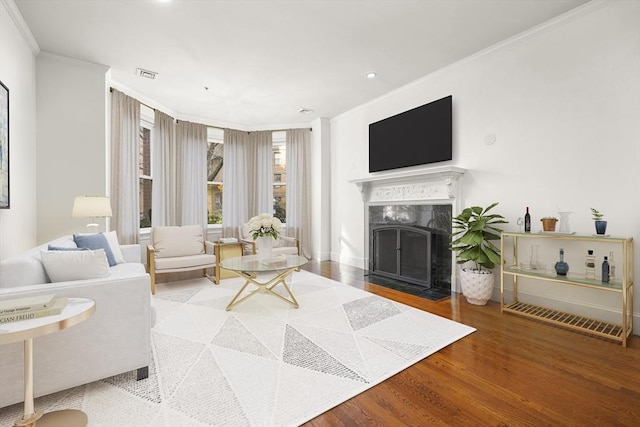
176, 121, 207, 230
286, 128, 311, 258
222, 129, 249, 237
251, 131, 273, 216
110, 89, 140, 244
152, 110, 176, 226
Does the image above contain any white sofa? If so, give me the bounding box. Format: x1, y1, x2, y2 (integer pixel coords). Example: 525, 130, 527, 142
0, 235, 153, 409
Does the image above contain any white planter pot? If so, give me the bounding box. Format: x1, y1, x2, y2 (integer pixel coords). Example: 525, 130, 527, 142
256, 236, 273, 259
459, 269, 494, 305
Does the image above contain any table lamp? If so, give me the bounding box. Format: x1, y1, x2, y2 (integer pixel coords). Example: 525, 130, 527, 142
72, 196, 112, 231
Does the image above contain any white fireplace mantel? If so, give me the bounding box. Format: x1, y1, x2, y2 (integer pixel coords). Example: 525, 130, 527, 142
350, 166, 466, 204
351, 166, 466, 293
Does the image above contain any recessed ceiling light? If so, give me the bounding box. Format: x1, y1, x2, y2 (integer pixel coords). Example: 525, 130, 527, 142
298, 108, 314, 114
158, 0, 171, 3
366, 72, 377, 79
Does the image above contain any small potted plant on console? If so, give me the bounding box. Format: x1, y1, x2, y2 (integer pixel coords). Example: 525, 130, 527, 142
451, 202, 508, 305
591, 208, 607, 235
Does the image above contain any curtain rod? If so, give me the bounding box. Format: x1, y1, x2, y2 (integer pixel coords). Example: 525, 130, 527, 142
110, 87, 312, 132
231, 128, 313, 133
109, 87, 156, 111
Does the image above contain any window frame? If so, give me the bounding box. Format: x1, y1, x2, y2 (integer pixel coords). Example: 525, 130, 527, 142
207, 127, 224, 229
272, 131, 286, 224
138, 106, 154, 232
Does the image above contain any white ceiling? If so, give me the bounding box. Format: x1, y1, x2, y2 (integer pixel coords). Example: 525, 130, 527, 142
15, 0, 589, 128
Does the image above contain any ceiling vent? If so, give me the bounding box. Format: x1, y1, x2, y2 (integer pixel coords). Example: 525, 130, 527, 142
298, 108, 314, 114
136, 68, 158, 79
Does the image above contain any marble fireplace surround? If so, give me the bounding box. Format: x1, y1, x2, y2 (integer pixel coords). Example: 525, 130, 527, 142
351, 166, 466, 292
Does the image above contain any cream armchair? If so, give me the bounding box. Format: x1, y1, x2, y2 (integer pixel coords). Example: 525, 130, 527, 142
238, 223, 299, 256
147, 225, 216, 294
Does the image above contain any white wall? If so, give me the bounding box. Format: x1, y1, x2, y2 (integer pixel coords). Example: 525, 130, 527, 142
35, 52, 109, 244
0, 0, 37, 259
329, 1, 640, 329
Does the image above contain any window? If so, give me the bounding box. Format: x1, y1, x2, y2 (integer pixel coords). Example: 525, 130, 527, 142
273, 131, 286, 223
207, 127, 224, 225
138, 105, 154, 229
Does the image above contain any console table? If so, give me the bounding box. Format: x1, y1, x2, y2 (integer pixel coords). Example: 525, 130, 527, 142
0, 298, 95, 427
500, 232, 633, 346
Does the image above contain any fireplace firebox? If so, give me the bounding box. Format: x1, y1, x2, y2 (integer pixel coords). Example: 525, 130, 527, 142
368, 204, 451, 289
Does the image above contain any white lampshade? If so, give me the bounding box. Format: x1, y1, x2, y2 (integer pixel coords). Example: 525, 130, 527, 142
72, 196, 113, 218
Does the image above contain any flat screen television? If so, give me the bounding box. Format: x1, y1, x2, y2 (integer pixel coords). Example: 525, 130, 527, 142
369, 95, 452, 173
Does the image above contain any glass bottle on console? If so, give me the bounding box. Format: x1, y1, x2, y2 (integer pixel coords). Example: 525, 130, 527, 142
585, 250, 596, 280
609, 251, 616, 281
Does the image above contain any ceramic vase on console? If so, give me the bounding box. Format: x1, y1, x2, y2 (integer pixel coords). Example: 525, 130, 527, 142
595, 220, 607, 235
558, 211, 572, 233
256, 236, 273, 260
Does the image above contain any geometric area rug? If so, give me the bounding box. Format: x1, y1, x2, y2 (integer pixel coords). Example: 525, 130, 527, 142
0, 270, 475, 427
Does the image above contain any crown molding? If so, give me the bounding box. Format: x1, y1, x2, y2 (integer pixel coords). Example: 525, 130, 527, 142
1, 0, 40, 55
332, 0, 608, 124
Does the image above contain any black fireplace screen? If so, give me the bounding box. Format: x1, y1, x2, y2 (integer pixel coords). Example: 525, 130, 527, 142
369, 204, 451, 288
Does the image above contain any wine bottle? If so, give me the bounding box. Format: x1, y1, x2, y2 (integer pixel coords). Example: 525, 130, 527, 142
524, 207, 531, 232
602, 256, 610, 283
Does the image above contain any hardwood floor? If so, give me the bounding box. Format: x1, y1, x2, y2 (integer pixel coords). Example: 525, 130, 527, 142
300, 260, 640, 426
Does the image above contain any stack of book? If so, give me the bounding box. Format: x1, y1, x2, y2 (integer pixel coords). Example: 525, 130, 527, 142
0, 294, 68, 324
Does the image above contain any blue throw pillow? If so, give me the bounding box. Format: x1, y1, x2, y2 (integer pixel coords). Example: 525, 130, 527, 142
47, 245, 89, 251
73, 233, 117, 267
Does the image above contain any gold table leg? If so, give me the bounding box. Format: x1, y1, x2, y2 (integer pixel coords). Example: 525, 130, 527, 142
15, 339, 87, 427
226, 268, 299, 311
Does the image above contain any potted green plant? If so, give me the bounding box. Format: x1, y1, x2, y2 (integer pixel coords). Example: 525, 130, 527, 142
591, 208, 607, 235
451, 202, 508, 305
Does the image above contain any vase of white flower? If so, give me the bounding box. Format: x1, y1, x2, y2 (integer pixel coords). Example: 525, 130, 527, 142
256, 236, 273, 259
248, 213, 282, 259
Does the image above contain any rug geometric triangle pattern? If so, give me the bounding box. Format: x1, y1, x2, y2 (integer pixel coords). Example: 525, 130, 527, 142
212, 315, 277, 360
0, 270, 475, 427
167, 347, 250, 426
100, 346, 162, 403
363, 336, 428, 360
283, 324, 369, 383
342, 295, 402, 330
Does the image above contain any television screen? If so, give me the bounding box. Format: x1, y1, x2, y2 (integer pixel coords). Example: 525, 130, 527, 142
369, 95, 452, 173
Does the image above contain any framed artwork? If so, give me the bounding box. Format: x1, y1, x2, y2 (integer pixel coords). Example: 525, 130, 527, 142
0, 80, 8, 209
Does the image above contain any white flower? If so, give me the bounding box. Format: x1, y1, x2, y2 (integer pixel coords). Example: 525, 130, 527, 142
248, 219, 261, 232
248, 213, 280, 239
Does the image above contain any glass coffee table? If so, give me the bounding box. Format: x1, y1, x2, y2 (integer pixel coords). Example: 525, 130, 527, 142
220, 255, 308, 311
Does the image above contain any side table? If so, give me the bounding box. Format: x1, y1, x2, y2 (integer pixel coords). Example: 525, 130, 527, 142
213, 241, 244, 284
0, 297, 96, 427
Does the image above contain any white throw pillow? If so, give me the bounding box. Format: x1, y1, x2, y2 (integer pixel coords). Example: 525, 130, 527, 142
103, 231, 126, 264
40, 249, 111, 282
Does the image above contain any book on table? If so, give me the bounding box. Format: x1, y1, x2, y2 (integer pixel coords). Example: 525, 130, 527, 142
0, 298, 68, 324
0, 293, 57, 315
